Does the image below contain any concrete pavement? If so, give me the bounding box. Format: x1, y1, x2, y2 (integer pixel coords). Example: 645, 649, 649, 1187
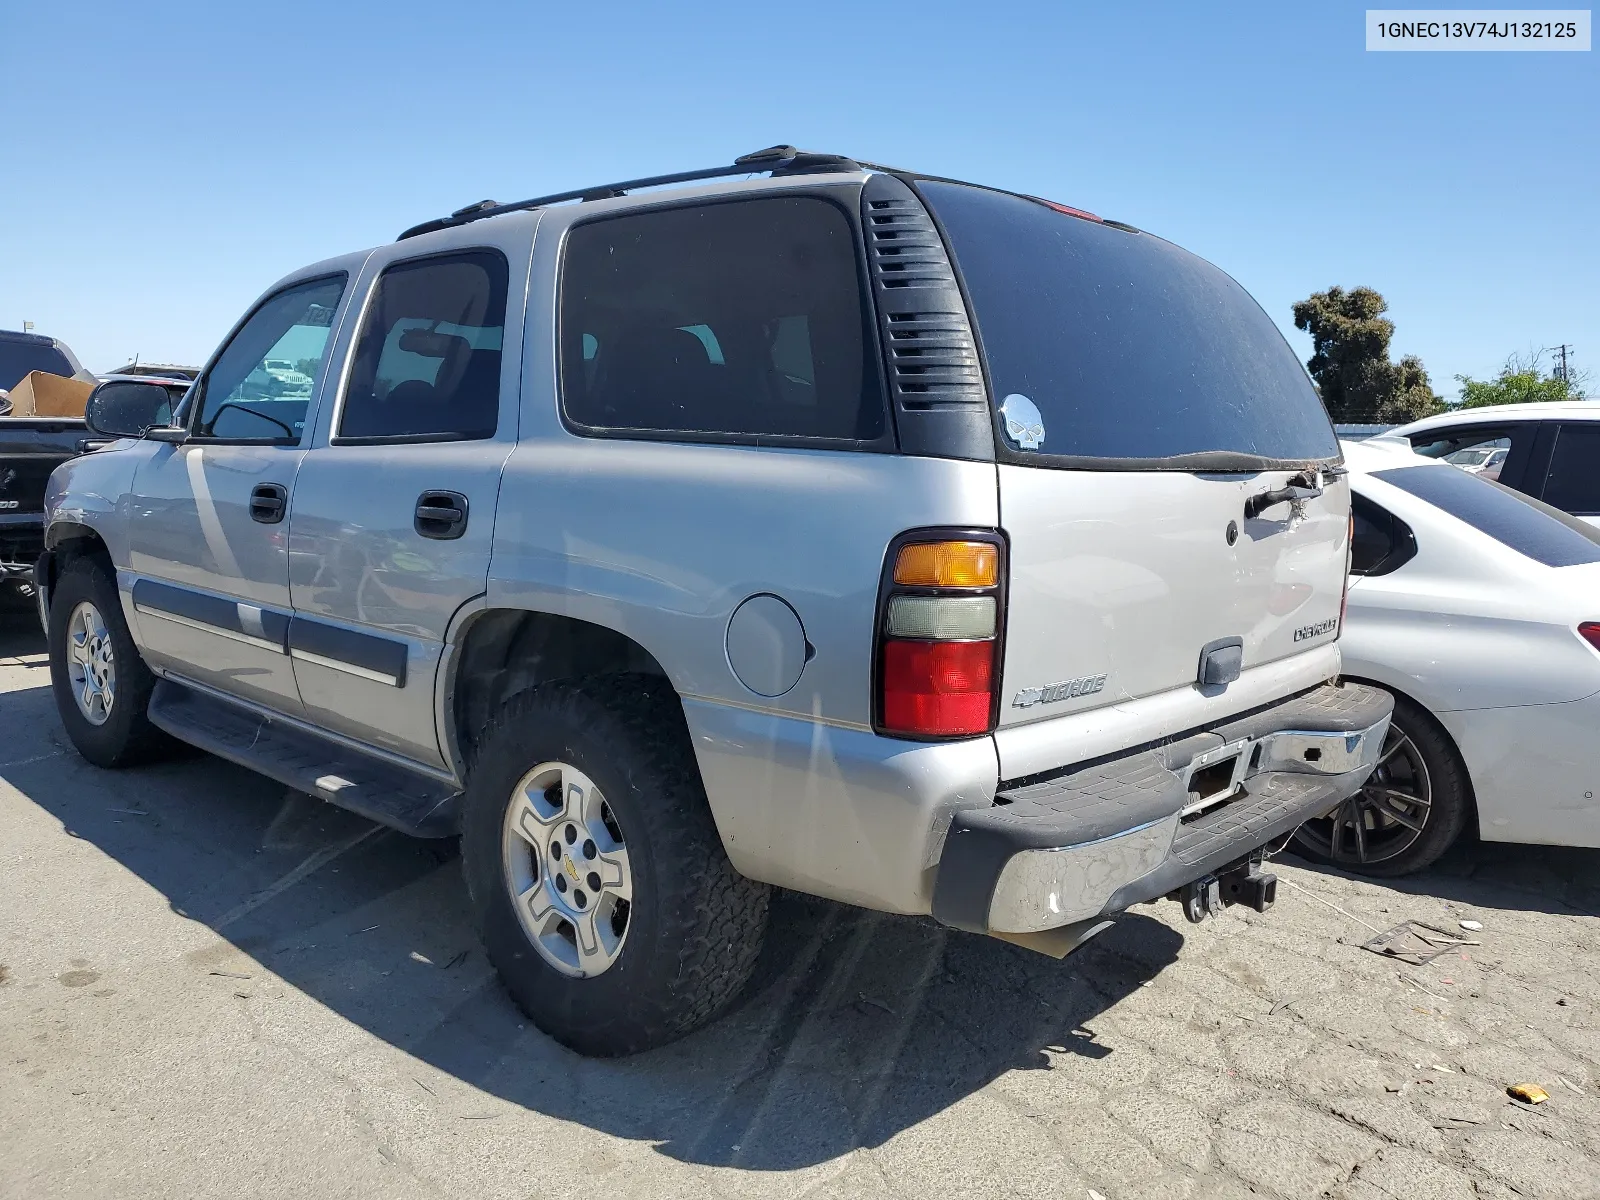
3, 621, 1598, 1199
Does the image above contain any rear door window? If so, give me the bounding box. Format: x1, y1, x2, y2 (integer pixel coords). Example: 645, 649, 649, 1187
559, 196, 886, 444
916, 181, 1338, 466
1539, 424, 1600, 516
1373, 463, 1600, 567
339, 251, 507, 442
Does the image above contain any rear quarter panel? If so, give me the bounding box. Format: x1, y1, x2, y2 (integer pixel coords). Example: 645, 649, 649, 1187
490, 438, 999, 726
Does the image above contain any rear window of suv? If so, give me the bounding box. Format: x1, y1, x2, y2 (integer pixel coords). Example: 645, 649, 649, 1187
559, 196, 886, 445
918, 182, 1339, 466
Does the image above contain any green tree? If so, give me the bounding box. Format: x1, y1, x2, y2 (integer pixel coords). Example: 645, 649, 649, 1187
1291, 286, 1444, 423
1456, 351, 1589, 408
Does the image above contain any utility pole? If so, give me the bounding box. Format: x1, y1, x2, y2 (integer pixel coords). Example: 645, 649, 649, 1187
1554, 344, 1572, 383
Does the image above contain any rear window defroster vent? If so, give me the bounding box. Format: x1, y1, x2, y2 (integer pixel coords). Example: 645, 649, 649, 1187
861, 174, 993, 462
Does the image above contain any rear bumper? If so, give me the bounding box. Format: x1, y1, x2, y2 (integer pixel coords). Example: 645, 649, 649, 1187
0, 514, 43, 575
932, 681, 1393, 935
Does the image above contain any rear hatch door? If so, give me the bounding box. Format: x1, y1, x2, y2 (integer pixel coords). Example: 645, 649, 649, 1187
919, 182, 1348, 724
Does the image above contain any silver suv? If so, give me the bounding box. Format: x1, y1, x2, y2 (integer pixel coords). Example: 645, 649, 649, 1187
39, 147, 1392, 1055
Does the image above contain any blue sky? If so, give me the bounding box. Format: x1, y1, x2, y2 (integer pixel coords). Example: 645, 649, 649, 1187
2, 1, 1594, 399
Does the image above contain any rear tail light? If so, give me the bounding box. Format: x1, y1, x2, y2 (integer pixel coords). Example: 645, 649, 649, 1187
1579, 623, 1600, 652
876, 533, 1005, 739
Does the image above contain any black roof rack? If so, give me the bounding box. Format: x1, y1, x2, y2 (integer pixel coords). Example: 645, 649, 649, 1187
396, 145, 863, 241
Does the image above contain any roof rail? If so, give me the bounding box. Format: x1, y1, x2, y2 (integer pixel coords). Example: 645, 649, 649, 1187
396, 145, 862, 241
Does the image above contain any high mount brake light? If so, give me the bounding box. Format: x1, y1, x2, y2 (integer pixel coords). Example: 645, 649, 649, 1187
1579, 623, 1600, 652
877, 535, 1005, 739
1026, 196, 1104, 223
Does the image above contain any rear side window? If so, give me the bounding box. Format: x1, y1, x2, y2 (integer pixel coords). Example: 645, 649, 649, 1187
1541, 424, 1600, 516
917, 182, 1339, 466
340, 251, 507, 442
560, 196, 885, 443
1373, 464, 1600, 568
1350, 493, 1417, 576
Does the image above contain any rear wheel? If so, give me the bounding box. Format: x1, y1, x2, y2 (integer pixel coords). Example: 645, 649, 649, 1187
1292, 696, 1470, 877
47, 558, 171, 767
461, 675, 769, 1056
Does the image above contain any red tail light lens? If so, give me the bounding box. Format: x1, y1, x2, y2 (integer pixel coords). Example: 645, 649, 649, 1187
1579, 622, 1600, 652
875, 532, 1005, 739
881, 639, 994, 737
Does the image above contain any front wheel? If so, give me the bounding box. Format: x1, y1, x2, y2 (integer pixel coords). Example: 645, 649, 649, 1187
47, 558, 171, 768
1292, 696, 1471, 877
461, 675, 769, 1056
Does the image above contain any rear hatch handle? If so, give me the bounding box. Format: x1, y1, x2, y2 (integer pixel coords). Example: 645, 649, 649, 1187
1244, 466, 1344, 522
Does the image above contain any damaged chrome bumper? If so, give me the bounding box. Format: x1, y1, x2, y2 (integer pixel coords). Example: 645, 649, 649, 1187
932, 681, 1394, 937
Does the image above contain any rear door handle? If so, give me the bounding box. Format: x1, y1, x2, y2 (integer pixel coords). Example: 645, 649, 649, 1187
250, 482, 288, 524
415, 490, 469, 540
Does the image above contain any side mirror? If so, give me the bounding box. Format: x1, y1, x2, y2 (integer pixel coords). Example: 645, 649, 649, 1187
83, 381, 175, 439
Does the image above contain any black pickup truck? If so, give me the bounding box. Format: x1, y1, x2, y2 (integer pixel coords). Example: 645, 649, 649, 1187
0, 329, 189, 600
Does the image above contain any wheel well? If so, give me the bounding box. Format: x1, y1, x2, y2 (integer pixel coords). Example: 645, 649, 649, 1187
45, 525, 113, 591
450, 609, 671, 758
1342, 674, 1481, 835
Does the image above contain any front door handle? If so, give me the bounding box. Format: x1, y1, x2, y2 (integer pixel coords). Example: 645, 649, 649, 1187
250, 482, 288, 524
415, 490, 469, 540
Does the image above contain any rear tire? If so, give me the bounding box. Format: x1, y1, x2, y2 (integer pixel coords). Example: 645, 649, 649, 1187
461, 674, 769, 1056
47, 557, 172, 768
1292, 696, 1470, 878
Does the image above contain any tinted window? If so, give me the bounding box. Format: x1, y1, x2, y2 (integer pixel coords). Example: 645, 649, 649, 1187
917, 182, 1338, 465
196, 277, 345, 441
1541, 424, 1600, 515
1408, 425, 1525, 485
0, 341, 75, 392
340, 252, 507, 441
1350, 493, 1416, 576
1373, 464, 1600, 568
560, 197, 884, 442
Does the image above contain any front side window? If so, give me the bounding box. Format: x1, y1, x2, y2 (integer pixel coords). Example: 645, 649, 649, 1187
195, 276, 345, 441
560, 196, 885, 443
339, 251, 508, 442
1540, 424, 1600, 516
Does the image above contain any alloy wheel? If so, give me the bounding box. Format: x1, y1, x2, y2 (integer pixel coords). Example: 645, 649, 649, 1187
65, 600, 116, 726
501, 761, 633, 977
1296, 725, 1431, 865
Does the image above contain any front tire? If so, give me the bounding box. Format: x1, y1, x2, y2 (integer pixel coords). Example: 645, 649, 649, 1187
1292, 696, 1471, 877
47, 558, 171, 768
461, 675, 769, 1056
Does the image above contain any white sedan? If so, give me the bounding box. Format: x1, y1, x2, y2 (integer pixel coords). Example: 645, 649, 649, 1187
1293, 439, 1600, 875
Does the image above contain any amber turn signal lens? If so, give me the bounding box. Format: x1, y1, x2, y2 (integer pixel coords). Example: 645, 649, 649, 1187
893, 541, 998, 588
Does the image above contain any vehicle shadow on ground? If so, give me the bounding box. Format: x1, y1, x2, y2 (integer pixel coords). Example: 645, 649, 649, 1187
1, 642, 1182, 1171
1282, 835, 1600, 919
